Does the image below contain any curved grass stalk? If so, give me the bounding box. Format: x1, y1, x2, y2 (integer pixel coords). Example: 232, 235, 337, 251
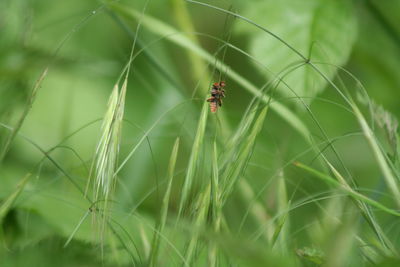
294, 162, 400, 217
0, 69, 47, 163
108, 2, 310, 140
0, 2, 108, 162
185, 0, 400, 221
0, 122, 141, 262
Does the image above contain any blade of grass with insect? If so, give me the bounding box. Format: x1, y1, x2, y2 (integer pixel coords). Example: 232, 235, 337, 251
107, 2, 310, 141
169, 0, 235, 145
170, 0, 231, 141
111, 0, 233, 142
106, 10, 225, 164
184, 1, 400, 213
182, 3, 400, 258
149, 137, 180, 267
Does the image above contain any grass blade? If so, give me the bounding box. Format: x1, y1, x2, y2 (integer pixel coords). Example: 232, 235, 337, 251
184, 184, 211, 265
271, 172, 290, 251
354, 105, 400, 207
63, 210, 91, 248
178, 102, 208, 217
108, 3, 310, 140
0, 69, 48, 162
209, 141, 221, 267
149, 137, 180, 266
294, 162, 400, 217
0, 173, 31, 222
221, 106, 268, 204
324, 160, 396, 254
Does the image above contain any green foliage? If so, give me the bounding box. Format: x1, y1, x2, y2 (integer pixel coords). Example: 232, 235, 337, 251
297, 246, 325, 265
236, 0, 358, 104
1, 0, 400, 266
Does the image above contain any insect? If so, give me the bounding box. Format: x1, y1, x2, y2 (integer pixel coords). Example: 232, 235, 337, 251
207, 81, 226, 113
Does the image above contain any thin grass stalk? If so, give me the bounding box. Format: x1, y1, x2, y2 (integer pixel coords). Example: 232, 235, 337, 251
271, 171, 290, 252
169, 0, 209, 95
294, 162, 400, 217
178, 102, 208, 218
0, 69, 48, 163
221, 106, 268, 205
184, 184, 211, 266
238, 179, 274, 242
183, 1, 400, 212
307, 62, 400, 207
149, 137, 180, 266
209, 141, 221, 267
108, 3, 310, 141
324, 160, 397, 255
0, 173, 31, 222
353, 105, 400, 206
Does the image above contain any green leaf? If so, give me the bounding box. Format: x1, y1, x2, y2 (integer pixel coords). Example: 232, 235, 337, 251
236, 0, 357, 104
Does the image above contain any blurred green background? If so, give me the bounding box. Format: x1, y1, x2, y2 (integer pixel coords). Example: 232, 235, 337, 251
1, 0, 400, 266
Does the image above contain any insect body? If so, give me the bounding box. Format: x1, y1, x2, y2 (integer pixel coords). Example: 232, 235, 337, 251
207, 81, 226, 113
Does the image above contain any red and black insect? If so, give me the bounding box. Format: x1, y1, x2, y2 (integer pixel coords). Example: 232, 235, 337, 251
207, 81, 226, 113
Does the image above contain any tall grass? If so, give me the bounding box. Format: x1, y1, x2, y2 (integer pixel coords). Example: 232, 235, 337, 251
1, 1, 400, 267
